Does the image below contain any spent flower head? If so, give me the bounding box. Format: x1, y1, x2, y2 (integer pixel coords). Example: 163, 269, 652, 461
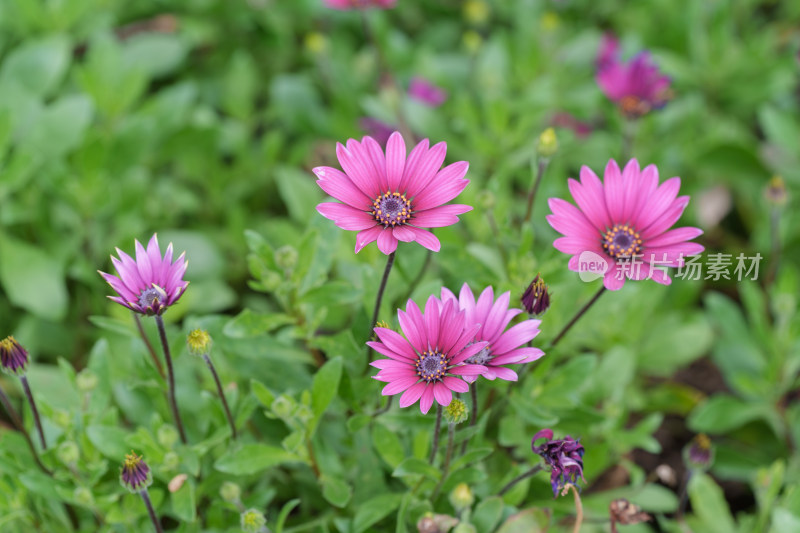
532, 429, 586, 497
120, 451, 152, 493
547, 159, 704, 290
315, 132, 472, 255
444, 398, 468, 424
440, 284, 545, 383
521, 274, 551, 316
684, 433, 714, 471
369, 295, 488, 414
240, 508, 267, 532
99, 234, 188, 315
186, 329, 212, 356
0, 336, 29, 376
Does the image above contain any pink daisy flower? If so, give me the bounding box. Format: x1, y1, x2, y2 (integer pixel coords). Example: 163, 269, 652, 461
408, 77, 447, 107
323, 0, 396, 9
369, 295, 488, 414
99, 234, 189, 315
441, 284, 544, 382
315, 132, 472, 255
546, 159, 704, 291
595, 34, 671, 118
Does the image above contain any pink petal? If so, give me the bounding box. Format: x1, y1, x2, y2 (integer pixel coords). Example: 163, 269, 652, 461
376, 229, 399, 254
355, 226, 383, 253
411, 204, 472, 228
398, 138, 429, 194
362, 136, 389, 192
451, 340, 488, 365
635, 177, 681, 231
412, 161, 469, 211
491, 320, 541, 355
553, 236, 599, 255
314, 166, 372, 208
399, 382, 427, 408
403, 141, 447, 198
619, 159, 641, 222
628, 164, 659, 222
449, 323, 481, 356
448, 364, 487, 375
578, 165, 612, 229
317, 203, 376, 230
397, 310, 424, 353
385, 132, 406, 191
603, 159, 625, 222
370, 359, 410, 370
392, 226, 416, 242
641, 196, 690, 239
568, 178, 607, 232
374, 328, 417, 359
419, 385, 435, 414
405, 227, 440, 252
442, 376, 469, 393
382, 376, 420, 396
645, 227, 703, 248
433, 382, 452, 406
337, 141, 380, 198
603, 266, 627, 290
367, 341, 414, 363
424, 295, 440, 351
491, 367, 519, 382
547, 199, 598, 237
481, 291, 510, 341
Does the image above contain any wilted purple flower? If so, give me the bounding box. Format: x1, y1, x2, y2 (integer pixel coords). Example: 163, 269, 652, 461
120, 451, 152, 493
595, 34, 672, 118
532, 428, 585, 497
99, 234, 189, 316
0, 336, 29, 376
521, 274, 550, 316
359, 117, 396, 147
409, 77, 447, 107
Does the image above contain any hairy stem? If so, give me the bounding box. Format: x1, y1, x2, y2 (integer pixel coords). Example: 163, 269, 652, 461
550, 287, 606, 348
368, 252, 396, 346
0, 386, 51, 475
154, 316, 187, 444
133, 313, 165, 378
523, 158, 550, 224
498, 464, 543, 496
20, 376, 46, 450
202, 353, 237, 440
140, 489, 164, 533
428, 405, 443, 465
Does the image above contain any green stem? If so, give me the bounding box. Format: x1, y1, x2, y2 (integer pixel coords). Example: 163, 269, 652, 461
202, 353, 237, 440
498, 464, 543, 496
154, 316, 187, 444
523, 158, 549, 224
133, 313, 165, 379
428, 405, 442, 465
0, 386, 51, 475
369, 252, 396, 343
549, 287, 606, 348
140, 489, 164, 533
20, 376, 46, 450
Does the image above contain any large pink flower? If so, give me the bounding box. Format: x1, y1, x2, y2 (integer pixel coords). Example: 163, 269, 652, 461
323, 0, 396, 9
99, 234, 189, 315
441, 284, 544, 382
369, 295, 488, 414
547, 159, 704, 291
595, 34, 671, 118
315, 132, 472, 254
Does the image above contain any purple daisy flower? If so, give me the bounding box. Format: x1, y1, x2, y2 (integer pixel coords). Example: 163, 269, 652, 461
369, 295, 488, 414
315, 132, 472, 255
440, 284, 544, 383
99, 234, 189, 315
408, 77, 447, 107
0, 336, 30, 376
532, 428, 586, 497
120, 451, 152, 493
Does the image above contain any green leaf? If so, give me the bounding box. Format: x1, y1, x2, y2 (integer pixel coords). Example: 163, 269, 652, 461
86, 425, 130, 460
353, 493, 403, 533
310, 357, 343, 428
223, 309, 295, 338
0, 235, 68, 320
472, 496, 504, 532
688, 473, 736, 533
688, 394, 767, 433
274, 498, 301, 533
170, 480, 196, 522
392, 457, 441, 481
122, 34, 187, 78
0, 35, 71, 97
320, 475, 352, 508
495, 508, 549, 533
449, 447, 493, 472
275, 166, 322, 223
214, 444, 301, 475
300, 281, 361, 306
372, 422, 406, 469
20, 94, 93, 157
251, 379, 276, 408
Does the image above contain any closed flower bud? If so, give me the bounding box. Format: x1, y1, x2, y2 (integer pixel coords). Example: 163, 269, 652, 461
240, 508, 267, 533
684, 433, 713, 471
304, 32, 328, 55
76, 369, 98, 393
444, 399, 468, 425
537, 128, 558, 158
463, 0, 489, 25
765, 176, 787, 206
162, 451, 180, 471
73, 486, 94, 507
275, 245, 298, 271
53, 408, 72, 429
449, 483, 474, 511
120, 451, 152, 493
158, 424, 180, 449
271, 395, 295, 419
521, 274, 551, 316
57, 441, 80, 465
186, 329, 211, 356
0, 336, 30, 376
220, 481, 242, 503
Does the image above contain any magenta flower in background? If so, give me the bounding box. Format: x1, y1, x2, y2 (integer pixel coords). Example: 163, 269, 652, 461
408, 77, 447, 107
546, 159, 704, 291
440, 284, 544, 382
359, 117, 396, 147
532, 429, 586, 497
595, 33, 671, 118
369, 295, 488, 414
315, 131, 472, 254
99, 234, 189, 315
323, 0, 396, 9
550, 112, 593, 139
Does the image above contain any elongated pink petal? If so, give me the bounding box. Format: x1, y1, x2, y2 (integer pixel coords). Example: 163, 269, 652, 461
603, 159, 625, 221
314, 166, 372, 208
423, 295, 440, 351
449, 323, 481, 355
433, 383, 452, 406
420, 385, 435, 414
636, 177, 681, 230
620, 159, 641, 222
628, 164, 659, 221
392, 226, 416, 242
362, 136, 389, 192
382, 376, 419, 396
376, 229, 399, 254
442, 376, 469, 393
491, 367, 518, 382
405, 227, 440, 252
547, 199, 598, 237
413, 176, 468, 212
398, 138, 429, 193
641, 196, 690, 239
316, 203, 376, 230
399, 382, 427, 407
397, 310, 424, 353
645, 227, 703, 248
385, 132, 406, 191
451, 340, 488, 365
370, 359, 410, 370
448, 364, 487, 375
404, 141, 447, 197
375, 328, 417, 359
491, 321, 541, 355
337, 142, 380, 198
481, 291, 510, 340
355, 226, 383, 253
603, 266, 627, 290
367, 341, 414, 363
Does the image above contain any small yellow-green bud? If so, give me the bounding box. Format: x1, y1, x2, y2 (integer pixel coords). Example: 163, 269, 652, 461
537, 128, 558, 158
449, 483, 474, 511
220, 481, 242, 503
463, 31, 483, 54
73, 486, 94, 507
540, 11, 560, 32
57, 441, 80, 465
76, 368, 98, 393
241, 508, 267, 533
53, 408, 72, 429
271, 395, 295, 419
158, 424, 180, 449
444, 399, 469, 425
275, 245, 298, 271
304, 32, 328, 55
463, 0, 489, 25
162, 451, 180, 471
765, 176, 787, 206
186, 329, 212, 356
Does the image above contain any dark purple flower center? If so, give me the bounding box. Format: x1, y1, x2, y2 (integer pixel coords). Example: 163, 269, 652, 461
602, 224, 642, 259
138, 285, 167, 310
372, 192, 412, 227
416, 350, 447, 382
465, 345, 492, 365
121, 452, 151, 492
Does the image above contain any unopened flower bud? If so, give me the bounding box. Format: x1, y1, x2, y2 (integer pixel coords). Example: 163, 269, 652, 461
521, 274, 551, 316
53, 408, 72, 428
684, 433, 713, 471
449, 483, 474, 511
463, 0, 489, 25
444, 399, 468, 425
58, 441, 80, 465
0, 336, 29, 376
304, 32, 328, 55
765, 176, 787, 206
275, 245, 298, 271
74, 486, 94, 507
463, 31, 483, 54
120, 451, 152, 493
76, 369, 98, 393
271, 395, 295, 419
537, 128, 558, 158
240, 508, 267, 533
158, 424, 180, 449
162, 451, 180, 471
186, 329, 211, 356
220, 481, 242, 503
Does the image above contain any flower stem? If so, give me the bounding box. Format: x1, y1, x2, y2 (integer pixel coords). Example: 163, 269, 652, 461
140, 489, 164, 533
202, 353, 237, 440
550, 287, 606, 348
460, 384, 478, 455
432, 422, 456, 501
369, 251, 396, 337
403, 247, 433, 302
0, 386, 51, 475
154, 316, 187, 444
523, 158, 550, 224
428, 405, 442, 465
766, 206, 781, 285
133, 313, 165, 379
498, 464, 543, 496
565, 483, 584, 533
20, 376, 46, 450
